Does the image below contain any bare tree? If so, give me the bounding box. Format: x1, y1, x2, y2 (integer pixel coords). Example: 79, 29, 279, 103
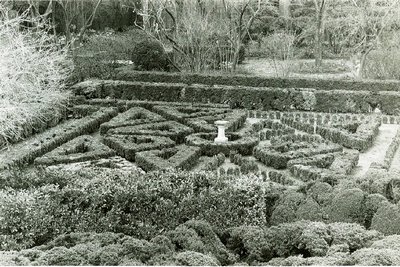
313, 0, 327, 68
56, 0, 102, 46
349, 0, 400, 78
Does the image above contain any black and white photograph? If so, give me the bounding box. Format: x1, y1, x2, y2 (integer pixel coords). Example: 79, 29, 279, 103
1, 0, 400, 265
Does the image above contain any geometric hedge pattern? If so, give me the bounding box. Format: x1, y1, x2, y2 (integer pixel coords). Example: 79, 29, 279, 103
9, 103, 388, 187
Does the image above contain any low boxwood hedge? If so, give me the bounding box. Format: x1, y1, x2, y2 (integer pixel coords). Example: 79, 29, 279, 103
107, 120, 193, 144
135, 145, 201, 171
34, 135, 115, 166
0, 108, 118, 170
99, 107, 166, 134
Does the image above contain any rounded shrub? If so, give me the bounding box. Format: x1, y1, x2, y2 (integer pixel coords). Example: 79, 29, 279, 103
88, 244, 123, 266
327, 188, 365, 224
371, 235, 400, 251
295, 197, 324, 221
174, 251, 220, 266
328, 222, 382, 252
270, 190, 305, 225
35, 246, 85, 265
224, 226, 271, 264
351, 248, 400, 265
371, 202, 400, 235
132, 39, 168, 71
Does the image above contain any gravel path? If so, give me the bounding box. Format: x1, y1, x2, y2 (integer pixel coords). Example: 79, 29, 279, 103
352, 124, 400, 177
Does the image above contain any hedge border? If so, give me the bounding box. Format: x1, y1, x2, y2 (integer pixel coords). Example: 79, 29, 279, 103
72, 80, 400, 115
115, 67, 400, 92
102, 134, 176, 161
0, 107, 118, 170
78, 98, 230, 111
135, 145, 201, 172
34, 135, 115, 165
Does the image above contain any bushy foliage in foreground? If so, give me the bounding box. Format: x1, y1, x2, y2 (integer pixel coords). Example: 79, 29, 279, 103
4, 219, 392, 266
0, 168, 275, 250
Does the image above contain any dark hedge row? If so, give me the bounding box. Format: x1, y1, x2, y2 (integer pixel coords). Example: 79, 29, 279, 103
0, 108, 118, 170
115, 67, 400, 92
34, 135, 115, 165
72, 80, 400, 115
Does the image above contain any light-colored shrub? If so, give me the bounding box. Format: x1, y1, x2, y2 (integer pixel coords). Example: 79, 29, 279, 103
0, 5, 71, 145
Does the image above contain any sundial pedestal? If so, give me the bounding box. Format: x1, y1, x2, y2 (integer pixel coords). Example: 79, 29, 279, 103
214, 120, 228, 143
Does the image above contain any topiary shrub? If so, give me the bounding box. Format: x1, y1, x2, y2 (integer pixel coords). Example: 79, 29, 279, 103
265, 221, 331, 258
371, 202, 400, 235
328, 222, 382, 252
87, 244, 123, 266
132, 39, 168, 71
183, 220, 237, 265
370, 235, 400, 251
327, 188, 366, 224
174, 251, 220, 266
35, 246, 85, 265
350, 248, 400, 265
223, 226, 271, 264
166, 225, 206, 253
270, 190, 305, 225
363, 193, 389, 229
295, 197, 324, 222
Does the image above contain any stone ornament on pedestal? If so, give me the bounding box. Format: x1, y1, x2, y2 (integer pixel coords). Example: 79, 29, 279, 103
214, 120, 228, 143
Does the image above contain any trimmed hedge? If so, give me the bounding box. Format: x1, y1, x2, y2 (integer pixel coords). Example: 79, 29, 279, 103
116, 67, 400, 92
253, 136, 342, 169
0, 108, 118, 170
288, 151, 358, 185
135, 145, 201, 171
107, 120, 193, 144
186, 133, 259, 156
282, 117, 380, 151
34, 135, 115, 166
72, 79, 400, 115
102, 135, 176, 161
99, 107, 165, 134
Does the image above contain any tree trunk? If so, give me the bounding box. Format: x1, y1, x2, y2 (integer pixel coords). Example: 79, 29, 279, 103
279, 0, 290, 18
231, 38, 242, 71
358, 47, 373, 79
314, 1, 326, 69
